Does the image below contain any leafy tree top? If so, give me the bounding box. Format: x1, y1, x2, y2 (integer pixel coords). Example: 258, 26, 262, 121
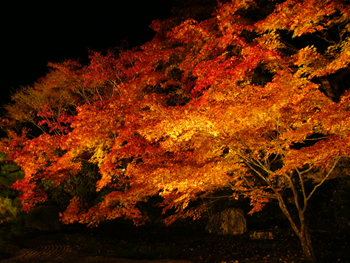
1, 1, 350, 260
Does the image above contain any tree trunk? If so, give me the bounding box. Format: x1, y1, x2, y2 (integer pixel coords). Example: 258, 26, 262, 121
276, 194, 316, 262
299, 227, 316, 262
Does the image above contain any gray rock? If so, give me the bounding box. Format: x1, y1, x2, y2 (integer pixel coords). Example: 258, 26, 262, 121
250, 231, 274, 240
206, 208, 247, 235
25, 205, 61, 231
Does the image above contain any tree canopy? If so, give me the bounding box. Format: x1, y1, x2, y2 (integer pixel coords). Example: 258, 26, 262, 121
1, 0, 350, 261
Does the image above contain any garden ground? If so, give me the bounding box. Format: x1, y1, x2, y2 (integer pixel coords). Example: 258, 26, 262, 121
1, 220, 349, 263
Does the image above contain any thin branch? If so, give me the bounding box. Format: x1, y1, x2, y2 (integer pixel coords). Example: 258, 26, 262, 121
314, 32, 338, 45
307, 156, 341, 202
296, 167, 307, 213
275, 191, 301, 237
288, 172, 302, 213
198, 131, 281, 197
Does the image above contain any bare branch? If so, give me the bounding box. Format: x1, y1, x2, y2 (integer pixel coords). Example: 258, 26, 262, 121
307, 156, 341, 202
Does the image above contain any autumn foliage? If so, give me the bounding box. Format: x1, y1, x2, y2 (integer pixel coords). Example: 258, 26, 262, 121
1, 0, 350, 261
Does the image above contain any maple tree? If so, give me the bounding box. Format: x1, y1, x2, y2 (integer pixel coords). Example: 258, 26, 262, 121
1, 0, 350, 261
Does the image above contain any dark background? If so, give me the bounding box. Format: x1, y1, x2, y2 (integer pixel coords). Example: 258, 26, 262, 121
0, 1, 174, 108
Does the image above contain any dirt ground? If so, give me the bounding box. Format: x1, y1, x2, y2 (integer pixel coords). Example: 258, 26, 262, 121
0, 233, 192, 263
1, 221, 349, 262
0, 243, 192, 263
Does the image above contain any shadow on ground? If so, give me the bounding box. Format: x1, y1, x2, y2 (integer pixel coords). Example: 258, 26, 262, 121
1, 220, 349, 263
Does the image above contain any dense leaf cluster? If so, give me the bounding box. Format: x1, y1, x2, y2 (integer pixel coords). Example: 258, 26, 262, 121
1, 0, 350, 261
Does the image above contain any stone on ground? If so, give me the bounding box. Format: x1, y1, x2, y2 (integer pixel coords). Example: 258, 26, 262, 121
206, 208, 247, 235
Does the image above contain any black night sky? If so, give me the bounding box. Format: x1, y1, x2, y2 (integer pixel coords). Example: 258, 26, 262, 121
0, 1, 173, 108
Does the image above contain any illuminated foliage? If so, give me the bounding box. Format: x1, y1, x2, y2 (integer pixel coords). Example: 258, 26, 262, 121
1, 0, 350, 261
